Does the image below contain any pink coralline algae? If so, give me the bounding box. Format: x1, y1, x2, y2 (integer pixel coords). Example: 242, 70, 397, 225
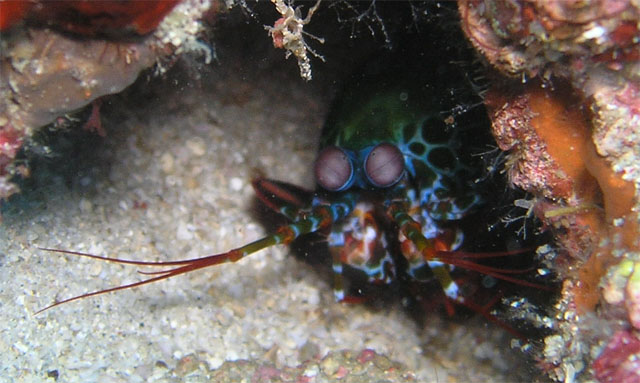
592, 330, 640, 383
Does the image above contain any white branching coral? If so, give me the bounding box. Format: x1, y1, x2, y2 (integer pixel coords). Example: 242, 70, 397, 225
266, 0, 324, 81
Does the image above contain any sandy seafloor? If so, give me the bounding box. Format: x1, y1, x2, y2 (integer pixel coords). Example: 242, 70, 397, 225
0, 40, 545, 382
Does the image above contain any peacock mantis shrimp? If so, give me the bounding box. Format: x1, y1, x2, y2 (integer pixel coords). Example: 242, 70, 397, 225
37, 52, 550, 329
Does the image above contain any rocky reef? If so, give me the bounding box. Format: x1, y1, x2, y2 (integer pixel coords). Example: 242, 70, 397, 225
459, 0, 640, 381
0, 0, 215, 201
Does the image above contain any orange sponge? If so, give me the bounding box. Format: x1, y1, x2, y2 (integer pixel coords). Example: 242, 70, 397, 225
487, 82, 637, 311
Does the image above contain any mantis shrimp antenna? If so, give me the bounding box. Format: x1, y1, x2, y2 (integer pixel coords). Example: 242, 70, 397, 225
35, 192, 356, 314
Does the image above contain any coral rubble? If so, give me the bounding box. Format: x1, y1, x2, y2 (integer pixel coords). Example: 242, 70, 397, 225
459, 0, 640, 381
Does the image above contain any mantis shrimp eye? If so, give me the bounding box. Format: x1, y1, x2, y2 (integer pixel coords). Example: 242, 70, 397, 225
314, 146, 354, 191
364, 143, 405, 188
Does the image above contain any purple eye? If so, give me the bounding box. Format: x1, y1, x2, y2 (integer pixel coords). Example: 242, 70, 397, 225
364, 143, 405, 188
314, 146, 354, 191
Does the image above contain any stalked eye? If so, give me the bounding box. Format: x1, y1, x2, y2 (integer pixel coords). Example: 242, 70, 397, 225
314, 146, 354, 191
364, 143, 405, 188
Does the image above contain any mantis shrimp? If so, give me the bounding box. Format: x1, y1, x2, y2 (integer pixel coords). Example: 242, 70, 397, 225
37, 52, 550, 327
